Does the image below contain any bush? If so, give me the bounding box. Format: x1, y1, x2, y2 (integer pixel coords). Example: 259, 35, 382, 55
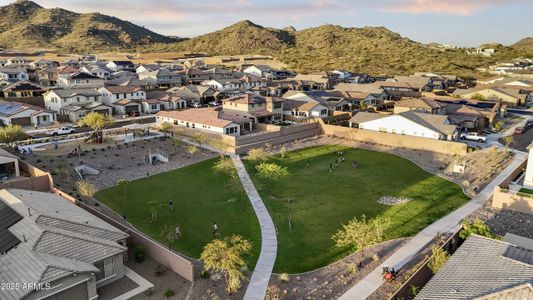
371, 254, 380, 261
200, 270, 210, 279
278, 273, 290, 283
154, 264, 166, 277
346, 263, 358, 274
164, 289, 175, 298
143, 288, 154, 297
428, 246, 449, 274
133, 246, 145, 263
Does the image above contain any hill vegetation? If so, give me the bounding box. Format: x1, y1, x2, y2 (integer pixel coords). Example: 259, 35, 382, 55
1, 1, 531, 76
0, 0, 175, 51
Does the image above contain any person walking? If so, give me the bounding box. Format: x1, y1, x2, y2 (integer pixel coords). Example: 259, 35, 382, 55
168, 200, 174, 211
213, 222, 219, 237
175, 225, 181, 240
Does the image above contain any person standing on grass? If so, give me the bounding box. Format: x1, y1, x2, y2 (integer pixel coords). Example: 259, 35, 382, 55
175, 225, 181, 240
168, 200, 174, 211
213, 222, 219, 237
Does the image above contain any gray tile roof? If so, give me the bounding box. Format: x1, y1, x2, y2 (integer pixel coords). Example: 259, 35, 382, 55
0, 189, 127, 300
349, 112, 387, 124
415, 235, 533, 300
475, 283, 533, 300
400, 111, 457, 136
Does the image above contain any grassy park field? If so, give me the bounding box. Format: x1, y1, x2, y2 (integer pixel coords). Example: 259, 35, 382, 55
244, 145, 470, 273
95, 158, 261, 266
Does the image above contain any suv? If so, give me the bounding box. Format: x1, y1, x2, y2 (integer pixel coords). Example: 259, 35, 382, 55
48, 126, 76, 136
459, 132, 487, 142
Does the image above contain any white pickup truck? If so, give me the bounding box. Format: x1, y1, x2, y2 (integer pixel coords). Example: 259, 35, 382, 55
48, 126, 76, 136
459, 132, 487, 142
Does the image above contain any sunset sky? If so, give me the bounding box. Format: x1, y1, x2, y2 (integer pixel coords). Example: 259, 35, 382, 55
3, 0, 531, 46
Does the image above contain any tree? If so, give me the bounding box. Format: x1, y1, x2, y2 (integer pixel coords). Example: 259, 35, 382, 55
186, 145, 199, 155
459, 218, 494, 239
470, 93, 486, 101
75, 180, 97, 202
428, 246, 449, 274
192, 133, 209, 148
171, 138, 182, 155
78, 112, 113, 143
0, 125, 26, 149
200, 235, 252, 294
255, 162, 289, 181
117, 179, 130, 195
332, 215, 391, 251
214, 156, 237, 181
161, 224, 177, 250
501, 135, 514, 150
247, 148, 270, 164
148, 200, 163, 223
159, 122, 172, 138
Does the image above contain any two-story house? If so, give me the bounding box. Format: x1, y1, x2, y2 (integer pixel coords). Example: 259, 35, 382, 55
393, 97, 448, 114
203, 78, 244, 92
138, 68, 182, 88
222, 93, 284, 123
43, 88, 101, 113
98, 85, 145, 115
58, 71, 105, 88
106, 60, 135, 72
30, 59, 60, 69
0, 67, 29, 83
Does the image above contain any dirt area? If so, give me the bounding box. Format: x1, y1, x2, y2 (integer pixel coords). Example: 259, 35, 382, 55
264, 238, 408, 300
98, 276, 139, 300
128, 257, 192, 300
21, 136, 217, 193
278, 135, 514, 197
467, 207, 533, 239
501, 126, 533, 151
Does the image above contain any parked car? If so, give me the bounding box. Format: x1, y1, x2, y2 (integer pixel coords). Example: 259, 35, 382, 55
48, 126, 76, 136
191, 102, 202, 108
459, 132, 487, 142
526, 120, 533, 128
514, 127, 525, 135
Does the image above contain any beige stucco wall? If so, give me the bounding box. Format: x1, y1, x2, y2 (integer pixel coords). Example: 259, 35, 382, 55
319, 120, 468, 155
492, 186, 533, 215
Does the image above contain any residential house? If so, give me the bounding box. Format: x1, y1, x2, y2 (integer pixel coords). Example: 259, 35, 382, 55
183, 68, 211, 85
1, 80, 46, 99
81, 65, 112, 79
455, 86, 531, 106
156, 108, 248, 136
0, 189, 129, 300
328, 90, 385, 108
106, 60, 135, 72
0, 149, 21, 179
138, 68, 182, 88
222, 94, 284, 123
524, 142, 533, 189
168, 85, 219, 105
136, 64, 160, 74
36, 66, 78, 87
203, 78, 243, 92
0, 100, 55, 126
349, 111, 457, 140
98, 85, 146, 106
0, 59, 6, 67
146, 91, 187, 111
6, 57, 32, 66
293, 73, 334, 89
388, 76, 432, 92
30, 59, 59, 69
415, 234, 533, 300
58, 71, 105, 88
0, 67, 29, 83
393, 97, 447, 114
243, 65, 272, 78
105, 76, 153, 89
283, 99, 329, 119
205, 67, 234, 80
61, 59, 80, 68
284, 91, 352, 113
240, 74, 267, 90
43, 88, 101, 113
61, 102, 112, 122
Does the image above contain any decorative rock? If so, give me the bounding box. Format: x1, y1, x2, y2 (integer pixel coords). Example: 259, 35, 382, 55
377, 196, 413, 205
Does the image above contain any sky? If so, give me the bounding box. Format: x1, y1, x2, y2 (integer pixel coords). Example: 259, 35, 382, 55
3, 0, 532, 47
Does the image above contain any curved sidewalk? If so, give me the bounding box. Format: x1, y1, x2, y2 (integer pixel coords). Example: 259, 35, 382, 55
339, 150, 528, 300
231, 154, 277, 300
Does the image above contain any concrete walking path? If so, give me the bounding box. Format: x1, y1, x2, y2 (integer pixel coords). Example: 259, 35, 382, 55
112, 266, 154, 300
339, 150, 528, 300
231, 154, 277, 300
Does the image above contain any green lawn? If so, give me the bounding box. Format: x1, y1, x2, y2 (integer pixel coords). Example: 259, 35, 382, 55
244, 145, 470, 273
95, 158, 261, 267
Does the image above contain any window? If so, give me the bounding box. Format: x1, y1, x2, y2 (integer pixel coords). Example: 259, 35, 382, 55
95, 257, 115, 282
320, 109, 328, 115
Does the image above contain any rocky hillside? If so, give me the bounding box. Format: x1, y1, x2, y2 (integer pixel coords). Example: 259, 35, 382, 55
146, 20, 294, 55
0, 0, 175, 51
513, 37, 533, 51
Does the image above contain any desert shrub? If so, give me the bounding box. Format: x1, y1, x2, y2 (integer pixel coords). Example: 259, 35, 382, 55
133, 246, 145, 263
164, 289, 175, 298
278, 273, 290, 283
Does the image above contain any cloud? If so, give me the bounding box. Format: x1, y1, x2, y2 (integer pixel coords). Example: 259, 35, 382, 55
380, 0, 521, 15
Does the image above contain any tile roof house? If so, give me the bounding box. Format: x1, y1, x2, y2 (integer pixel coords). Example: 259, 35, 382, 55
1, 80, 46, 99
138, 68, 182, 88
0, 189, 129, 300
57, 71, 105, 89
454, 85, 531, 107
0, 67, 29, 83
156, 107, 249, 136
0, 100, 55, 126
43, 88, 101, 116
416, 234, 533, 300
222, 94, 284, 123
393, 97, 447, 115
349, 111, 458, 140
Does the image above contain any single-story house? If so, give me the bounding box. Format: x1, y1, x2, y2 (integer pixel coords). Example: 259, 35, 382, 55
156, 107, 249, 136
283, 99, 329, 119
98, 85, 146, 106
106, 60, 135, 72
393, 97, 447, 115
349, 110, 458, 140
0, 67, 29, 83
454, 86, 531, 107
61, 102, 112, 122
0, 189, 129, 300
416, 234, 533, 300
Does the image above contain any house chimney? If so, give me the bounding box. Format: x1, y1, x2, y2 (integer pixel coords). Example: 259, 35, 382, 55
27, 207, 31, 216
22, 235, 26, 242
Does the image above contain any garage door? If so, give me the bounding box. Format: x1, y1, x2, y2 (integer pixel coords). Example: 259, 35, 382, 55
11, 117, 31, 126
43, 282, 88, 300
93, 109, 110, 115
125, 105, 139, 113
